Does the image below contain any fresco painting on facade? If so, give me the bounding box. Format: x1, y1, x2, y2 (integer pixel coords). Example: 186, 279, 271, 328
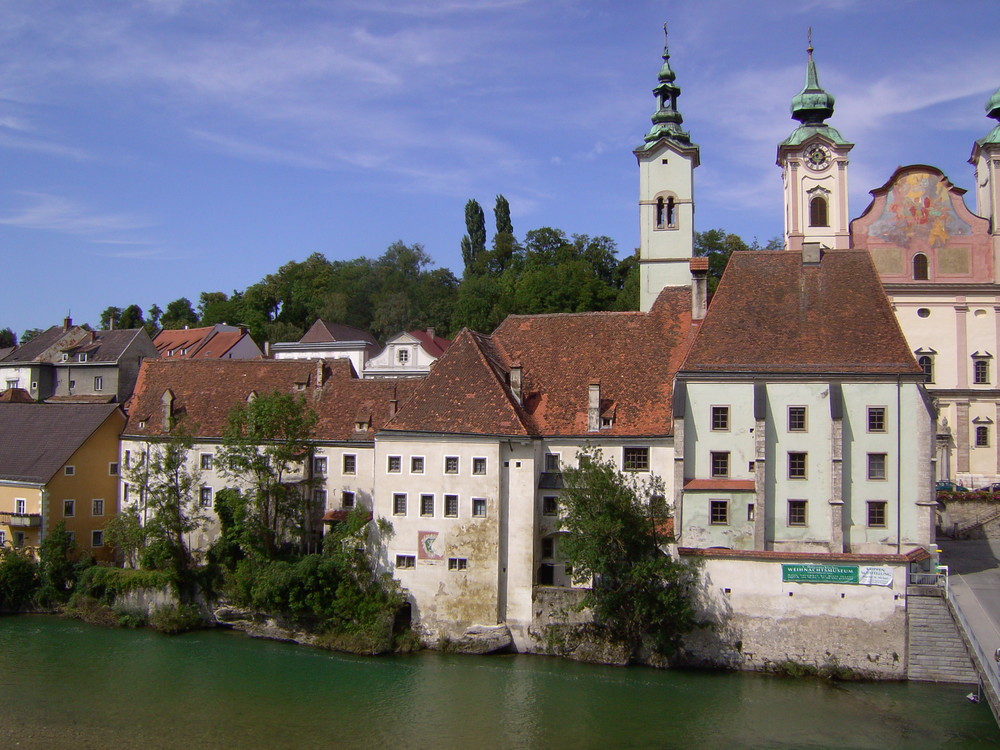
869, 171, 972, 248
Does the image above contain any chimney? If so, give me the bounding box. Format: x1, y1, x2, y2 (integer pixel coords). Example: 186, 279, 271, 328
161, 389, 174, 431
264, 341, 271, 358
389, 386, 398, 419
90, 331, 96, 344
509, 364, 522, 405
802, 242, 824, 265
689, 257, 709, 321
109, 313, 115, 331
427, 327, 435, 340
587, 381, 601, 432
316, 358, 325, 387
63, 315, 72, 331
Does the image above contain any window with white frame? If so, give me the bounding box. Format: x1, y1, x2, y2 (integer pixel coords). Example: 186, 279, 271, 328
93, 376, 103, 391
444, 494, 458, 517
64, 465, 75, 476
710, 451, 729, 478
545, 453, 560, 472
92, 499, 104, 516
0, 530, 5, 545
448, 557, 468, 571
109, 462, 119, 476
396, 554, 415, 569
14, 498, 26, 515
200, 453, 214, 470
388, 456, 402, 473
393, 493, 407, 515
411, 456, 424, 474
313, 456, 328, 475
420, 494, 434, 517
788, 452, 807, 479
445, 456, 459, 474
92, 530, 104, 547
711, 406, 729, 431
343, 454, 356, 475
867, 453, 888, 481
397, 349, 409, 364
473, 457, 487, 475
472, 497, 487, 517
867, 407, 886, 433
342, 491, 355, 509
200, 486, 213, 507
788, 406, 807, 432
787, 499, 807, 526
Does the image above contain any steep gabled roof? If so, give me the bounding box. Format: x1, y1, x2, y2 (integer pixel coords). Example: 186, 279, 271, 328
408, 329, 451, 358
0, 403, 121, 483
299, 319, 378, 347
385, 287, 696, 438
154, 325, 259, 360
124, 358, 420, 442
1, 325, 81, 363
681, 250, 922, 375
384, 329, 530, 436
62, 329, 148, 363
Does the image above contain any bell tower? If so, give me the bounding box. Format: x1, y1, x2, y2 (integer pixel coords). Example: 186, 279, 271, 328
777, 33, 853, 251
634, 24, 700, 313
970, 85, 1000, 272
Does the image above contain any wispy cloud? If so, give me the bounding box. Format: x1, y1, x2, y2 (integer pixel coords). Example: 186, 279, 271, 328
0, 191, 151, 236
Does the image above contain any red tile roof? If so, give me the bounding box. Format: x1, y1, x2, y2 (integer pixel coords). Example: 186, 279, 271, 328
681, 250, 922, 375
678, 546, 931, 564
154, 326, 259, 360
124, 358, 420, 441
385, 287, 696, 437
683, 479, 755, 491
0, 388, 34, 403
299, 320, 378, 347
408, 329, 451, 358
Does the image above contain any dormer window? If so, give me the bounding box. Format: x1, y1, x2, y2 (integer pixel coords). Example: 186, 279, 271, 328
78, 353, 87, 363
397, 349, 409, 364
61, 353, 69, 362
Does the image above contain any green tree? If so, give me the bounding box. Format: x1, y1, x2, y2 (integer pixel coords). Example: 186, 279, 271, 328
118, 304, 145, 330
160, 298, 198, 329
37, 521, 78, 604
126, 432, 205, 573
461, 199, 486, 274
0, 327, 16, 348
0, 548, 39, 610
217, 392, 319, 556
104, 506, 146, 568
559, 448, 695, 658
99, 306, 123, 330
146, 304, 163, 336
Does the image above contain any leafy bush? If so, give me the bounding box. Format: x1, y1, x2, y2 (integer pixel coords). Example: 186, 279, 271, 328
149, 603, 203, 634
63, 594, 120, 627
36, 522, 78, 605
76, 566, 175, 604
0, 548, 39, 610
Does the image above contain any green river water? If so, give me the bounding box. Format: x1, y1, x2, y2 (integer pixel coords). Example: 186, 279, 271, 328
1, 615, 998, 749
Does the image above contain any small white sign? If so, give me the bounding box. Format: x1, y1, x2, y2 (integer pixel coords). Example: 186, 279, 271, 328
858, 566, 894, 587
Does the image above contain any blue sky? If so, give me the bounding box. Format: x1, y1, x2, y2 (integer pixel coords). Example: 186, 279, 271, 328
2, 0, 999, 337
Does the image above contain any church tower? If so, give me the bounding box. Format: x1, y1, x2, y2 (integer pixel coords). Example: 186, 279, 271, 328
777, 36, 853, 251
970, 85, 1000, 271
634, 24, 700, 313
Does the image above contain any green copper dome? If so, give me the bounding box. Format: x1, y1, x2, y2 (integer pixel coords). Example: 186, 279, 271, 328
639, 23, 694, 148
790, 45, 834, 124
986, 86, 1000, 121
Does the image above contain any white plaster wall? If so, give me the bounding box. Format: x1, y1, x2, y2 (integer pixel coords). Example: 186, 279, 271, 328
683, 382, 756, 483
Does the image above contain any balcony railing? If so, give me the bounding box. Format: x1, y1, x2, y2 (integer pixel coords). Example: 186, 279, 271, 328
0, 512, 42, 528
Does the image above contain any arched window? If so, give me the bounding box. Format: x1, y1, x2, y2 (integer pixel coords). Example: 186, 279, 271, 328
976, 425, 990, 448
666, 196, 676, 228
913, 253, 929, 280
655, 196, 677, 230
918, 356, 933, 382
809, 196, 828, 227
655, 197, 665, 229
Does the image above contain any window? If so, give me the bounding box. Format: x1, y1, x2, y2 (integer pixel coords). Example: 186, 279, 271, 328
63, 499, 75, 517
5, 379, 17, 390
473, 457, 487, 475
64, 465, 75, 476
918, 355, 934, 382
913, 253, 929, 280
867, 453, 887, 481
444, 494, 458, 517
788, 406, 807, 432
711, 406, 729, 431
710, 451, 729, 478
78, 353, 87, 363
809, 196, 829, 227
448, 557, 468, 571
472, 498, 487, 517
411, 456, 424, 474
445, 456, 459, 474
420, 494, 434, 517
343, 454, 356, 475
788, 500, 808, 526
623, 447, 650, 472
867, 501, 887, 528
200, 453, 214, 470
545, 453, 560, 472
393, 493, 407, 515
124, 450, 131, 468
977, 425, 990, 448
655, 196, 665, 229
541, 537, 554, 558
710, 500, 728, 525
92, 530, 104, 548
867, 407, 886, 433
397, 349, 409, 364
396, 555, 415, 569
342, 491, 355, 509
109, 462, 119, 476
0, 530, 5, 545
388, 456, 402, 473
543, 496, 558, 516
747, 504, 755, 522
93, 376, 103, 391
13, 531, 25, 547
313, 489, 328, 507
200, 486, 213, 508
917, 308, 931, 318
69, 380, 76, 389
92, 499, 104, 516
14, 498, 26, 515
313, 456, 328, 475
974, 358, 991, 385
788, 452, 807, 479
122, 484, 129, 504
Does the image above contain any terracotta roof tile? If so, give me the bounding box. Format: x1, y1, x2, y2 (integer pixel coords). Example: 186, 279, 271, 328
683, 479, 756, 491
299, 319, 378, 347
682, 250, 922, 375
408, 329, 451, 358
124, 359, 420, 441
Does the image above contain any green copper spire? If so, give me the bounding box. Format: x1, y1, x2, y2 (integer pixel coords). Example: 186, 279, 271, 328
642, 23, 692, 146
790, 30, 835, 125
779, 30, 850, 149
978, 85, 1000, 147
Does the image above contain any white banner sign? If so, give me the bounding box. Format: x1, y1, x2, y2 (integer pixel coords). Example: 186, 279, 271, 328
858, 566, 894, 587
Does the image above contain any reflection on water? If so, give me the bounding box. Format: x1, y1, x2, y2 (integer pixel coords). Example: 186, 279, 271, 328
0, 615, 997, 750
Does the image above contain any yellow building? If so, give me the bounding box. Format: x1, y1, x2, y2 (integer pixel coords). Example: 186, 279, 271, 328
0, 402, 124, 561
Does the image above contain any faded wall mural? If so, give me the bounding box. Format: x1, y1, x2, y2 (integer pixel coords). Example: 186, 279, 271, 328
867, 170, 971, 248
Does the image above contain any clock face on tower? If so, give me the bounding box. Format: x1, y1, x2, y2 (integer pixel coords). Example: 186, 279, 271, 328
804, 144, 831, 170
